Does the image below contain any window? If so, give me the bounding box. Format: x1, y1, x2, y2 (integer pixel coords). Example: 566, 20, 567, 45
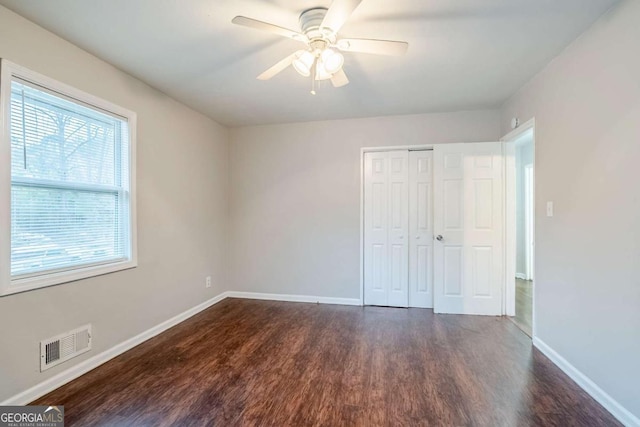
0, 60, 137, 296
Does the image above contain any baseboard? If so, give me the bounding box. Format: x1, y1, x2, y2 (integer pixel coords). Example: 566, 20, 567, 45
226, 291, 362, 306
533, 337, 640, 427
1, 291, 229, 406
515, 272, 527, 280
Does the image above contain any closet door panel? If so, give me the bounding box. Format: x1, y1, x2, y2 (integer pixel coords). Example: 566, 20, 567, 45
364, 152, 389, 306
364, 150, 409, 307
409, 151, 434, 308
387, 151, 409, 308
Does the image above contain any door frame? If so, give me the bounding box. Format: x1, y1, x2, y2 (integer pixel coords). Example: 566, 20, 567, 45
500, 118, 536, 334
524, 164, 534, 281
359, 145, 434, 306
361, 142, 502, 308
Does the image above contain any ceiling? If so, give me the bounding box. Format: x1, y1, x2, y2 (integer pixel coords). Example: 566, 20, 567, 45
0, 0, 619, 127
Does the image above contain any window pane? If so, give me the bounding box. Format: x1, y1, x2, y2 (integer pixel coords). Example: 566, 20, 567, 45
9, 77, 131, 280
11, 186, 126, 276
10, 80, 124, 187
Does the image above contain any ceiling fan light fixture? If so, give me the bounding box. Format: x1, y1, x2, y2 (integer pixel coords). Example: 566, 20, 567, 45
315, 62, 333, 81
321, 48, 344, 74
232, 0, 409, 92
293, 50, 315, 77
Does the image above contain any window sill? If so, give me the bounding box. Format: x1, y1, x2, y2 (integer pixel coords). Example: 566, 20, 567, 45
0, 259, 137, 296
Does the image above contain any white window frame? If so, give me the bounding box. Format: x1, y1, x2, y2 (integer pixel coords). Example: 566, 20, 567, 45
0, 59, 137, 296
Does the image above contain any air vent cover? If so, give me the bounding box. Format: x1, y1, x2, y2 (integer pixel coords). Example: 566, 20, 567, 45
40, 325, 92, 371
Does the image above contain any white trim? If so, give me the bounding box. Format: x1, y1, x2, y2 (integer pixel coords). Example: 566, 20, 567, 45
9, 260, 138, 295
0, 60, 12, 298
515, 273, 527, 280
361, 144, 435, 154
226, 291, 362, 306
0, 292, 229, 406
533, 337, 640, 427
0, 59, 138, 297
2, 60, 136, 119
501, 118, 535, 142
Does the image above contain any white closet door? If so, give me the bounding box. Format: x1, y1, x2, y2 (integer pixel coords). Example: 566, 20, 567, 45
409, 151, 434, 308
433, 143, 503, 315
387, 151, 410, 307
364, 152, 388, 306
364, 151, 409, 307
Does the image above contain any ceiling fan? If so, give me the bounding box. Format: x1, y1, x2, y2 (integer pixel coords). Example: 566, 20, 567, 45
232, 0, 409, 94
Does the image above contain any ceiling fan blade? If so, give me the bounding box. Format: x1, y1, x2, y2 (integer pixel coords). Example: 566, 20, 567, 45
331, 69, 349, 87
232, 16, 307, 43
257, 53, 297, 80
321, 0, 363, 33
337, 38, 409, 56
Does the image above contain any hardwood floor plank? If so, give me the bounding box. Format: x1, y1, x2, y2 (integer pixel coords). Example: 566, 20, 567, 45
32, 298, 620, 426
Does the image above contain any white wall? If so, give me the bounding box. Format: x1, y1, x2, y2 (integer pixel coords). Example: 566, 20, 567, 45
501, 0, 640, 418
0, 6, 229, 401
229, 111, 501, 300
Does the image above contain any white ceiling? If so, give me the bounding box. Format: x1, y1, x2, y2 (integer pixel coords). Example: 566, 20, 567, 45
0, 0, 619, 127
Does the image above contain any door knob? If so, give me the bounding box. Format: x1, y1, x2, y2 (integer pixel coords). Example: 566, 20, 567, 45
436, 235, 444, 241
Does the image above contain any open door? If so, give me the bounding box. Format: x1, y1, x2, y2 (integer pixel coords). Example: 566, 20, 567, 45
433, 143, 504, 315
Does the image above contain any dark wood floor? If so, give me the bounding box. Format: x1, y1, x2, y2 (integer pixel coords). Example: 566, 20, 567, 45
34, 298, 619, 426
511, 279, 533, 336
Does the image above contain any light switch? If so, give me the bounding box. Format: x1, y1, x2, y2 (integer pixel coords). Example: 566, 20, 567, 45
546, 201, 554, 217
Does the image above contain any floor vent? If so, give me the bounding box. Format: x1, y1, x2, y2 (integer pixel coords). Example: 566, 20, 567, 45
40, 325, 92, 371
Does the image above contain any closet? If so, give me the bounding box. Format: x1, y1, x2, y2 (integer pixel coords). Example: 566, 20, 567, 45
363, 143, 504, 314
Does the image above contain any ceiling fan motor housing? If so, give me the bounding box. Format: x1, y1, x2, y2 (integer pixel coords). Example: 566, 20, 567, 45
299, 7, 336, 45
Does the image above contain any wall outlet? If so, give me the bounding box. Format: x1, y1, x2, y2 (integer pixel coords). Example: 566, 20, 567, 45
205, 276, 212, 288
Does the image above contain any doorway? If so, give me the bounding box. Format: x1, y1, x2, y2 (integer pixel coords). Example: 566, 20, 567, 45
503, 122, 535, 336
